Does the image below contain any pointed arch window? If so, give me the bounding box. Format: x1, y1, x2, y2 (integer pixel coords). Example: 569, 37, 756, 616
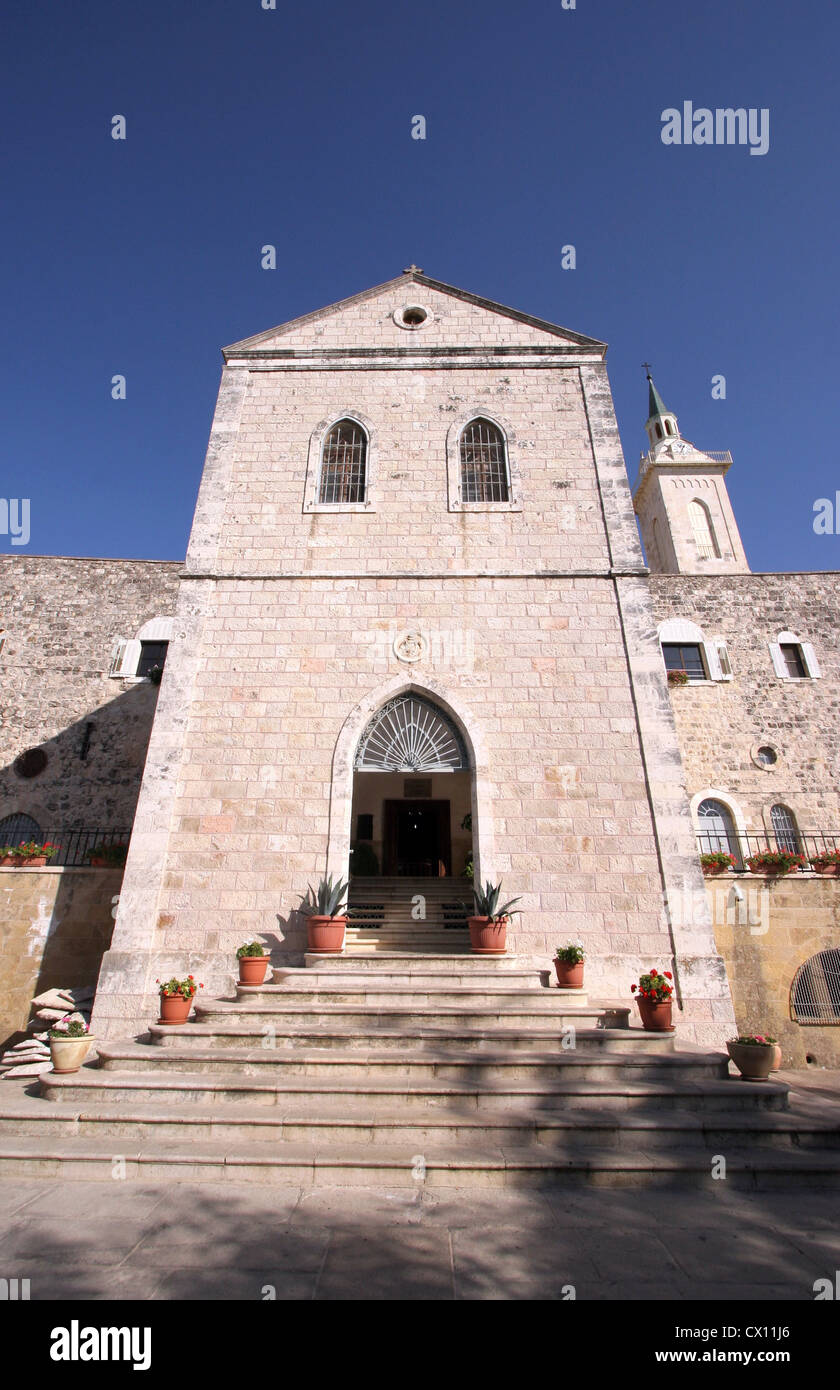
355, 696, 467, 772
459, 419, 509, 504
688, 500, 720, 560
319, 419, 368, 505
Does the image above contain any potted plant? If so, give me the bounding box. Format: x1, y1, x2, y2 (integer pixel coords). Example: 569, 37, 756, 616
700, 851, 736, 876
0, 845, 16, 866
298, 875, 349, 953
156, 975, 203, 1024
463, 850, 474, 881
467, 881, 521, 955
553, 943, 585, 988
667, 668, 689, 686
236, 941, 270, 985
85, 842, 128, 868
727, 1033, 778, 1082
810, 849, 840, 876
631, 968, 675, 1032
13, 840, 59, 867
745, 849, 805, 876
48, 1016, 93, 1074
147, 664, 164, 685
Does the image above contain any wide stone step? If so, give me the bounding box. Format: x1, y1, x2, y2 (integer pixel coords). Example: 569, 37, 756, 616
2, 1130, 837, 1188
148, 1022, 659, 1055
38, 1067, 788, 1113
190, 1003, 616, 1031
2, 1094, 829, 1152
302, 952, 555, 972
273, 967, 555, 990
247, 983, 590, 1008
93, 1042, 721, 1083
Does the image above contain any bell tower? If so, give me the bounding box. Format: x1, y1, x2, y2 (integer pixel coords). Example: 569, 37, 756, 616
633, 369, 750, 574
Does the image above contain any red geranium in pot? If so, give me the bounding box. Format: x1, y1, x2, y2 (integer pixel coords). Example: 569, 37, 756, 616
156, 975, 203, 1024
631, 968, 675, 1032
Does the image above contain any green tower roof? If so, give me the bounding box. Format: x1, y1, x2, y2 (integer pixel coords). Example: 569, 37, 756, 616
646, 372, 670, 421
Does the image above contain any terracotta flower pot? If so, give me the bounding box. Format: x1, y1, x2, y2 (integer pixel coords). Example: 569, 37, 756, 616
636, 996, 674, 1032
770, 1043, 783, 1072
23, 856, 47, 867
812, 864, 840, 876
0, 856, 16, 867
158, 993, 194, 1024
727, 1041, 775, 1081
554, 960, 584, 988
307, 916, 347, 953
702, 864, 729, 876
468, 916, 507, 955
238, 954, 270, 985
88, 856, 107, 867
49, 1036, 93, 1074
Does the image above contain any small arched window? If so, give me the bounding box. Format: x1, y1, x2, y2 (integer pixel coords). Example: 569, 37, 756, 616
459, 419, 509, 503
697, 798, 742, 866
0, 813, 42, 844
771, 804, 801, 854
319, 419, 368, 505
791, 949, 840, 1023
688, 500, 721, 560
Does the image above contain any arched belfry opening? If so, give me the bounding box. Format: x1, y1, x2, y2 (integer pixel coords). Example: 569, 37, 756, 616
350, 694, 474, 878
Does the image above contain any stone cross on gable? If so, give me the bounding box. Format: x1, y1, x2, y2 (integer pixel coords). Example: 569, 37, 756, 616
403, 264, 424, 275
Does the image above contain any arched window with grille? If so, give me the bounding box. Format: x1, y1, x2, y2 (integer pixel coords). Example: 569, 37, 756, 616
459, 418, 509, 504
697, 798, 742, 866
770, 804, 801, 854
791, 949, 840, 1023
318, 419, 368, 505
688, 500, 721, 560
0, 813, 42, 844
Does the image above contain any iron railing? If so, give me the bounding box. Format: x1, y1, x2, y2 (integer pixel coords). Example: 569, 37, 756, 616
696, 831, 840, 869
0, 829, 132, 868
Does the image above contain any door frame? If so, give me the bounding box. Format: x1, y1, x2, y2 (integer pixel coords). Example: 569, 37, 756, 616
383, 799, 452, 876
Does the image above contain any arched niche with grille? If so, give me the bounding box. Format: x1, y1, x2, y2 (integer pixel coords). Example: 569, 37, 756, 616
459, 418, 509, 504
319, 418, 368, 505
791, 949, 840, 1024
355, 696, 468, 772
0, 812, 42, 844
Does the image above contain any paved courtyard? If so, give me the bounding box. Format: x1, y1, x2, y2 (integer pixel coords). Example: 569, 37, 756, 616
0, 1175, 837, 1301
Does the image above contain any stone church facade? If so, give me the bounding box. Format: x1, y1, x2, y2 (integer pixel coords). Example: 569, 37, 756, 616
1, 272, 837, 1061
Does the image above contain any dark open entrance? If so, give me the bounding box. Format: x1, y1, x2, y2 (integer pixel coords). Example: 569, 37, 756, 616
383, 799, 451, 876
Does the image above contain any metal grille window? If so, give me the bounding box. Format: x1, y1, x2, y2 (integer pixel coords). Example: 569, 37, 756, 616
459, 419, 509, 503
0, 813, 41, 843
697, 798, 742, 865
791, 949, 840, 1024
771, 803, 800, 853
319, 419, 367, 505
780, 643, 807, 678
662, 643, 706, 680
688, 500, 720, 560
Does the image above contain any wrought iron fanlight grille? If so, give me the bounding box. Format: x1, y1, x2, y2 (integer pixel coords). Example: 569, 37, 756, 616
355, 697, 467, 772
791, 949, 840, 1024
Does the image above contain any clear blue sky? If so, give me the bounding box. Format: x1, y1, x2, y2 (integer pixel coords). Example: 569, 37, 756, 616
3, 0, 838, 569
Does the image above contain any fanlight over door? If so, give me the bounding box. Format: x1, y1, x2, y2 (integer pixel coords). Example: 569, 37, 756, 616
355, 697, 467, 772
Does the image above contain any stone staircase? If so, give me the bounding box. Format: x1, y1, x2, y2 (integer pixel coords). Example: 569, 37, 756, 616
1, 952, 839, 1188
345, 877, 470, 951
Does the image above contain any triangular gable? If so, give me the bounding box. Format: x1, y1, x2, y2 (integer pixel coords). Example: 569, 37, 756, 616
223, 274, 606, 356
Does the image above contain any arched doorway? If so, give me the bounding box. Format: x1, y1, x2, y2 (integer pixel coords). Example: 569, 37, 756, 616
351, 694, 472, 879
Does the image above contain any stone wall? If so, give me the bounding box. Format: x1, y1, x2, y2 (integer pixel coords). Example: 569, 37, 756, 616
0, 866, 122, 1045
707, 874, 840, 1069
0, 556, 181, 832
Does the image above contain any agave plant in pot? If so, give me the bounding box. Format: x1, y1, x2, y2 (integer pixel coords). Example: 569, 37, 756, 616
553, 942, 585, 988
299, 874, 349, 954
48, 1016, 93, 1074
631, 968, 675, 1032
156, 975, 203, 1024
467, 881, 521, 955
236, 941, 270, 986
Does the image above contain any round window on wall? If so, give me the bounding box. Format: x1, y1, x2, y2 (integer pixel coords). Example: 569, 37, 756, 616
393, 304, 432, 330
752, 744, 779, 769
13, 748, 48, 779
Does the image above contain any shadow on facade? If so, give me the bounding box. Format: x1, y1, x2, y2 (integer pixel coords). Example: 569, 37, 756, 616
0, 683, 159, 1049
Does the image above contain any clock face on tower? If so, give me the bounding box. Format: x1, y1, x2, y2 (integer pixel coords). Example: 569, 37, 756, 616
660, 439, 693, 457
